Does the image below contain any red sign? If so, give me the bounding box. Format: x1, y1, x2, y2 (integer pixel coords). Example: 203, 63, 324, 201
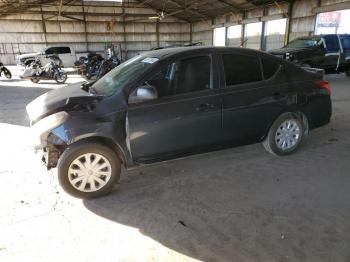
318, 12, 342, 27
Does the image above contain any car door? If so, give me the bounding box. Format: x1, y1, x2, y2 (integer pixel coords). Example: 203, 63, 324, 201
126, 53, 222, 163
339, 35, 350, 70
310, 40, 327, 66
57, 47, 75, 67
218, 52, 288, 145
322, 35, 341, 71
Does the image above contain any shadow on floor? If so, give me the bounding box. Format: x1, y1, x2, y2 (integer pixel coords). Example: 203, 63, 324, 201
83, 132, 350, 261
0, 85, 51, 126
0, 79, 25, 83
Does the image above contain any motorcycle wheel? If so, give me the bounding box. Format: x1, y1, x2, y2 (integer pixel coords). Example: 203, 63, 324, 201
55, 72, 67, 84
2, 68, 12, 79
30, 78, 40, 83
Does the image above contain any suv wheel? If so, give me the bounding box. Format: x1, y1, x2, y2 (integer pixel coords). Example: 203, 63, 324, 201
58, 142, 121, 198
263, 113, 305, 156
346, 68, 350, 77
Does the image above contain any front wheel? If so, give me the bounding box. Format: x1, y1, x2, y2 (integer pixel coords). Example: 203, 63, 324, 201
2, 68, 12, 79
55, 71, 67, 84
30, 78, 40, 83
57, 142, 121, 198
263, 113, 305, 156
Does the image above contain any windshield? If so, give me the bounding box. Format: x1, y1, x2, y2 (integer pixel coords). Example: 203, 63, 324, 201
91, 55, 158, 96
286, 39, 318, 48
340, 35, 350, 51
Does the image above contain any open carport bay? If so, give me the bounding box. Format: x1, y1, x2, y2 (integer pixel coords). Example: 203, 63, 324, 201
0, 71, 349, 262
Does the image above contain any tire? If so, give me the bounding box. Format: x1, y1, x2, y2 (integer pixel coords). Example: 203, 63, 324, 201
30, 78, 40, 83
57, 142, 121, 199
2, 68, 11, 79
346, 68, 350, 77
263, 113, 305, 156
55, 72, 67, 84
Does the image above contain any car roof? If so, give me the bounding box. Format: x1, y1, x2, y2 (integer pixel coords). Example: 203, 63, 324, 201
294, 36, 322, 41
294, 34, 350, 41
141, 46, 266, 60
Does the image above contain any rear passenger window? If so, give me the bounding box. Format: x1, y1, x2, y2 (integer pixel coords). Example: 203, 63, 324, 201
222, 54, 262, 87
262, 58, 279, 79
58, 47, 71, 54
45, 47, 56, 55
45, 47, 70, 55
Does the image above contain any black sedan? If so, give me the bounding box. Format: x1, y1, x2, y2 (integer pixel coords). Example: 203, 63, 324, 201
26, 47, 332, 198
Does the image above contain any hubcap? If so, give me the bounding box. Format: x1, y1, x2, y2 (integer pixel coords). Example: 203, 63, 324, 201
275, 120, 301, 151
68, 153, 112, 192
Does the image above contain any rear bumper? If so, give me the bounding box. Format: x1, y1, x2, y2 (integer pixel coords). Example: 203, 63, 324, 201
306, 96, 332, 130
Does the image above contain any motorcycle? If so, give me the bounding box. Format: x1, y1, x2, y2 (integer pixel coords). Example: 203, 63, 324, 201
21, 55, 67, 84
0, 62, 12, 79
96, 50, 120, 79
75, 46, 121, 80
85, 53, 104, 79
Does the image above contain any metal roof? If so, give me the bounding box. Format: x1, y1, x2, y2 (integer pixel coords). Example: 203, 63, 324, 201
140, 0, 288, 22
0, 0, 288, 22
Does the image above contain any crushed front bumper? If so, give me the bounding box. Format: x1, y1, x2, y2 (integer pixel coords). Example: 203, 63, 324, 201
41, 146, 60, 170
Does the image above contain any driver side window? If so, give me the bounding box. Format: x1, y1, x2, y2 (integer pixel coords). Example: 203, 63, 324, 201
146, 55, 211, 98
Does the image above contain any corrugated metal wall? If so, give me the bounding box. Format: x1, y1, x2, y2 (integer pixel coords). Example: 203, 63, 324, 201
0, 1, 190, 64
0, 0, 349, 64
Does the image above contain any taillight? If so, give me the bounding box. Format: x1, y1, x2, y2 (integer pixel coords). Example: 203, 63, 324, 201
315, 80, 331, 95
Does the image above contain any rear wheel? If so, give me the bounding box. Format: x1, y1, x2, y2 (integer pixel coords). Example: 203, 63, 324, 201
263, 113, 304, 156
55, 72, 67, 84
346, 68, 350, 77
58, 142, 121, 198
30, 78, 39, 83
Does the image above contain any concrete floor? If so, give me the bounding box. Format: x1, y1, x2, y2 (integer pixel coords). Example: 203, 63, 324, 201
0, 66, 349, 262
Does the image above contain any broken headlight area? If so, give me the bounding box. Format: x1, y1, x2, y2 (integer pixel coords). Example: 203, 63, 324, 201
47, 132, 66, 146
30, 111, 69, 149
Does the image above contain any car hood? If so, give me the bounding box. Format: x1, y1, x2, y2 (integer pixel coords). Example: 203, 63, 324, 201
17, 52, 41, 60
26, 82, 102, 124
269, 47, 312, 55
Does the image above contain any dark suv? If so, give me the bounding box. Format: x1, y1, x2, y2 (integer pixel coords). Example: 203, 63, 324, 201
27, 47, 332, 198
269, 34, 350, 76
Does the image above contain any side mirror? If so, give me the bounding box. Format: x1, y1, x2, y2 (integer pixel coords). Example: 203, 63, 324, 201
129, 84, 158, 104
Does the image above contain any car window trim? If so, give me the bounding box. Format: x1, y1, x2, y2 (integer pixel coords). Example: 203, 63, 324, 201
261, 57, 283, 81
127, 52, 215, 104
218, 52, 264, 89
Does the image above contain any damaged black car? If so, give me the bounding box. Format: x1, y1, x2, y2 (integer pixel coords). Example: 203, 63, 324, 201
27, 47, 332, 198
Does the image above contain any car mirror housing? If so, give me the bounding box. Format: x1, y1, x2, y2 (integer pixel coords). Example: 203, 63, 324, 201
129, 84, 158, 104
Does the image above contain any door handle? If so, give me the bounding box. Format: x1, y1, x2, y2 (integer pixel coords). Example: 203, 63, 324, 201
196, 103, 215, 112
273, 92, 284, 99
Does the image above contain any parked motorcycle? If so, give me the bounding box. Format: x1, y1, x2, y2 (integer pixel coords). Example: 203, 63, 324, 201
75, 45, 121, 80
96, 48, 120, 79
85, 53, 104, 79
21, 55, 67, 84
0, 62, 12, 79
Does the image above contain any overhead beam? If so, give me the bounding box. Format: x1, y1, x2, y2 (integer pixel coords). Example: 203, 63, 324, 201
216, 0, 243, 13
